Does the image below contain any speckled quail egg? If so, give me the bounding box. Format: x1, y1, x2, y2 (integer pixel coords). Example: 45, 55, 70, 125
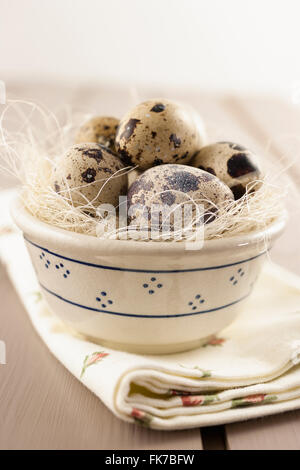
127, 164, 234, 230
192, 142, 263, 200
75, 116, 119, 152
115, 99, 206, 170
52, 143, 127, 207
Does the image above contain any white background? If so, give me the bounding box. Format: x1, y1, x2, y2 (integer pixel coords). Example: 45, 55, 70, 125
1, 0, 300, 97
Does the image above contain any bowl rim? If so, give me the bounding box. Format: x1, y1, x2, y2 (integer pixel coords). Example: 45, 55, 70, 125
11, 194, 287, 256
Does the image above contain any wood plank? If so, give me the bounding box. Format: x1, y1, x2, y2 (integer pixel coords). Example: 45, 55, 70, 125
224, 94, 300, 450
115, 426, 202, 451
227, 412, 300, 450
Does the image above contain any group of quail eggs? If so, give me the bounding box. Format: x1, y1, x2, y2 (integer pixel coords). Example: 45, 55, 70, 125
52, 98, 262, 232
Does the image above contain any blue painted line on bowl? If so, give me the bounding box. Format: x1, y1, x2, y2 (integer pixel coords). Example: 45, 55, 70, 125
24, 236, 266, 274
39, 282, 251, 318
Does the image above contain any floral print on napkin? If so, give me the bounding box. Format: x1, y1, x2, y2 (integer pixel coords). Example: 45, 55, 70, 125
231, 394, 278, 408
80, 351, 109, 378
181, 394, 219, 406
131, 408, 153, 427
202, 336, 226, 347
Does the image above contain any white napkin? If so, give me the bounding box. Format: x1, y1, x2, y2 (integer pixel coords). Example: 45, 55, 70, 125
2, 189, 300, 430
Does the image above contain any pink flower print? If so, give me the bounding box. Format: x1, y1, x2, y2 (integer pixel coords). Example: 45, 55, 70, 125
181, 395, 205, 406
80, 351, 109, 378
131, 408, 146, 420
86, 352, 108, 367
131, 408, 152, 427
203, 336, 226, 347
180, 394, 219, 406
245, 394, 266, 404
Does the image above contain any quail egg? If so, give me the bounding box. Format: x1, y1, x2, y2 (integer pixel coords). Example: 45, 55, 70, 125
127, 164, 234, 231
192, 142, 262, 200
52, 143, 127, 207
115, 99, 206, 170
75, 116, 119, 152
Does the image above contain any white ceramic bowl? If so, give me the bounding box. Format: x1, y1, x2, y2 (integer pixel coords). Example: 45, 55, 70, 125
12, 197, 285, 354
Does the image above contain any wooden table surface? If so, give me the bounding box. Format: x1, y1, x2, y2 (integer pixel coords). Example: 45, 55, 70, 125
0, 82, 300, 450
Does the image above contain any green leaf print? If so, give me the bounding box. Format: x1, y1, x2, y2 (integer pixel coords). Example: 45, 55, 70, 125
31, 291, 42, 303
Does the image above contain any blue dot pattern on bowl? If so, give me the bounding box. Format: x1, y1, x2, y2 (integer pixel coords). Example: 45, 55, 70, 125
188, 294, 205, 310
40, 252, 51, 269
96, 291, 113, 308
142, 277, 163, 294
40, 252, 70, 278
230, 267, 245, 285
